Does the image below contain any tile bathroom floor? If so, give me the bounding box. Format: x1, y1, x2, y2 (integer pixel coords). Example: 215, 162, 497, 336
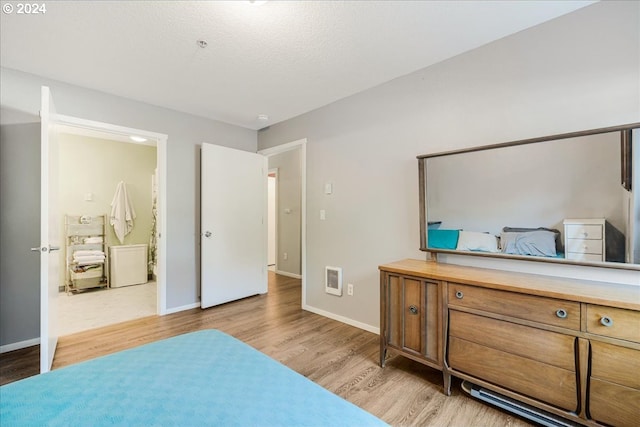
58, 281, 157, 336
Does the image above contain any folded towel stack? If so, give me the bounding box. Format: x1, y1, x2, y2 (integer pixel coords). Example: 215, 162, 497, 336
84, 236, 104, 244
73, 250, 106, 265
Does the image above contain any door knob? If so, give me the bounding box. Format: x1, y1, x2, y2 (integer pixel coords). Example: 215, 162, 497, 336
204, 231, 212, 238
30, 246, 60, 252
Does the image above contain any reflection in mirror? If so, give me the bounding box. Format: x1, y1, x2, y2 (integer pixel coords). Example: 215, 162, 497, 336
419, 124, 639, 269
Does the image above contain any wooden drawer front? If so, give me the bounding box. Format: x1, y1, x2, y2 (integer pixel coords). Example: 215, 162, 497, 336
449, 310, 575, 371
565, 238, 602, 255
565, 224, 603, 240
404, 278, 424, 353
387, 276, 424, 354
448, 284, 581, 330
449, 336, 578, 411
589, 378, 640, 427
586, 305, 640, 343
591, 341, 640, 389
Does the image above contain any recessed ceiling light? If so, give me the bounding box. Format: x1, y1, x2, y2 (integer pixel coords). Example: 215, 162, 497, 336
248, 1, 268, 5
257, 114, 269, 121
130, 136, 147, 142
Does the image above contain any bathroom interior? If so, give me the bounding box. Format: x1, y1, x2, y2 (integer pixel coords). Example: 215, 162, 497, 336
57, 127, 158, 336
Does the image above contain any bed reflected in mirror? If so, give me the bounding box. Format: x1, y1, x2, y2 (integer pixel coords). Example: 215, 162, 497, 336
418, 124, 640, 270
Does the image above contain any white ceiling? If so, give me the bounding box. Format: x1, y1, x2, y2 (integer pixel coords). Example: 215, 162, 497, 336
0, 1, 596, 130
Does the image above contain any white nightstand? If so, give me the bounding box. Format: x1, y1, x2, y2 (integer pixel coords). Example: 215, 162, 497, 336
563, 218, 606, 262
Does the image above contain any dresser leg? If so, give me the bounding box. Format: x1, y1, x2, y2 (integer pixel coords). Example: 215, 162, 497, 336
443, 372, 452, 396
380, 346, 387, 368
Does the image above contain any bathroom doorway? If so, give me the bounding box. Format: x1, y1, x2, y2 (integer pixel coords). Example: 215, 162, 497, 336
53, 119, 167, 336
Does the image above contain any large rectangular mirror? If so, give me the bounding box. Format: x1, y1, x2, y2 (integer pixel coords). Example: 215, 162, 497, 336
419, 123, 640, 270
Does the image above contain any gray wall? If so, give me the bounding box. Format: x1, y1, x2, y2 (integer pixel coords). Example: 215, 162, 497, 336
0, 68, 256, 347
258, 1, 640, 330
268, 149, 302, 275
0, 123, 41, 346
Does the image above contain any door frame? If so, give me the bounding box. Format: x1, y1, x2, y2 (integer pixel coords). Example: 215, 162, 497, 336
55, 114, 169, 315
258, 139, 307, 308
267, 168, 278, 270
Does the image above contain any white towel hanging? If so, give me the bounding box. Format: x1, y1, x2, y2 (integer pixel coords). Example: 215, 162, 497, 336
110, 181, 136, 244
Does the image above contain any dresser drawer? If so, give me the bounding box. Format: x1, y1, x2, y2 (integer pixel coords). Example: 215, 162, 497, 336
449, 310, 575, 370
591, 341, 640, 389
449, 336, 578, 411
565, 252, 603, 262
448, 284, 581, 330
565, 238, 603, 255
586, 305, 640, 343
565, 224, 603, 240
589, 378, 640, 427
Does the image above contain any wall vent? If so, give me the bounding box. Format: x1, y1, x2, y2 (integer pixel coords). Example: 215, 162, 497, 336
325, 266, 342, 296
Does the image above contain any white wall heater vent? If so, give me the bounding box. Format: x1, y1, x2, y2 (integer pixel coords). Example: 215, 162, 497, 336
325, 266, 342, 296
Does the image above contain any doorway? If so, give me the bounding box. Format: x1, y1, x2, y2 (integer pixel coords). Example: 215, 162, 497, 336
258, 139, 307, 306
52, 115, 168, 334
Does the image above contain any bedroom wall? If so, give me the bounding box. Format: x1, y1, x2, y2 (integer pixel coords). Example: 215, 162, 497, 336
257, 1, 640, 331
268, 148, 302, 276
57, 133, 157, 288
0, 123, 41, 349
0, 67, 256, 348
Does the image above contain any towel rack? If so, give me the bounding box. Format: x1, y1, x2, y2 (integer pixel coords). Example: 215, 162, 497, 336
65, 214, 109, 294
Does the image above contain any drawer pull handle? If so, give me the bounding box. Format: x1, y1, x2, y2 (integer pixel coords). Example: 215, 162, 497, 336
556, 309, 568, 319
408, 305, 418, 315
600, 316, 613, 327
455, 291, 464, 299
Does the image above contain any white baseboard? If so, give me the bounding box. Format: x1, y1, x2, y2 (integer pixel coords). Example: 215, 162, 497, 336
275, 270, 302, 279
1, 337, 40, 354
164, 302, 201, 315
302, 304, 380, 335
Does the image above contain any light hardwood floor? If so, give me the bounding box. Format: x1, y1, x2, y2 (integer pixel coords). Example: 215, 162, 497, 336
1, 272, 533, 426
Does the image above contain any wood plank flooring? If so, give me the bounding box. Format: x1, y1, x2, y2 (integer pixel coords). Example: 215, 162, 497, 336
1, 272, 533, 426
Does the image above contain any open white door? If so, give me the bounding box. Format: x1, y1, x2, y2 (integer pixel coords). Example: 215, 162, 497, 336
38, 86, 60, 373
201, 143, 267, 308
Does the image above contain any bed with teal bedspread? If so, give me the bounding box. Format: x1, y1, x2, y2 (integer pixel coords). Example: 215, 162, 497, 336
0, 330, 387, 426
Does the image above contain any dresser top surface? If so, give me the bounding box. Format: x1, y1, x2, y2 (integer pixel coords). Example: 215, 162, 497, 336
379, 259, 640, 310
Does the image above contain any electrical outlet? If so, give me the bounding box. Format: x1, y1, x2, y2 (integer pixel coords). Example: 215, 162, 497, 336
283, 252, 288, 260
347, 283, 354, 296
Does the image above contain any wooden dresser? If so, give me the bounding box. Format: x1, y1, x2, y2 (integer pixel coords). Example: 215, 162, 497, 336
379, 259, 640, 427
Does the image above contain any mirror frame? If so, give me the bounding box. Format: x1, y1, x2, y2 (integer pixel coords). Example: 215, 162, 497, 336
418, 122, 640, 271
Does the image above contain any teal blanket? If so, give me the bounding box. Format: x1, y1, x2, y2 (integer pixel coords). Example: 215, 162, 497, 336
0, 330, 387, 426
